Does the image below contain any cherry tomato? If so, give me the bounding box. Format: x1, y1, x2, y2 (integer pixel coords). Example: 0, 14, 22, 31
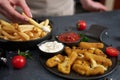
77, 20, 87, 30
12, 55, 26, 69
106, 47, 119, 57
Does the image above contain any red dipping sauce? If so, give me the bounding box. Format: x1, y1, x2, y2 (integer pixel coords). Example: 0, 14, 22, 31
57, 32, 80, 43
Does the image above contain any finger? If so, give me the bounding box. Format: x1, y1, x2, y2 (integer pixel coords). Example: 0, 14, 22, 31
96, 3, 108, 12
8, 0, 16, 9
18, 0, 32, 18
2, 4, 28, 22
0, 7, 27, 23
0, 7, 15, 21
99, 6, 108, 12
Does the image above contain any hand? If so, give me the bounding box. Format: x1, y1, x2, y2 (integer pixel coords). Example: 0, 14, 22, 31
80, 0, 108, 12
0, 0, 32, 22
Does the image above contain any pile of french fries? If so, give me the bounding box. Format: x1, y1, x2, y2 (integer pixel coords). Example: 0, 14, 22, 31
0, 19, 51, 41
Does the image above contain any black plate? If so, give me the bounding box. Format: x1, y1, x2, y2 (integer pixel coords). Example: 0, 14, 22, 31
0, 19, 53, 51
39, 36, 118, 80
39, 24, 119, 80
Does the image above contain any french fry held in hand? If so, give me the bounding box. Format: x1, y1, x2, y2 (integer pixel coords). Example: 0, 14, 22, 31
22, 13, 51, 32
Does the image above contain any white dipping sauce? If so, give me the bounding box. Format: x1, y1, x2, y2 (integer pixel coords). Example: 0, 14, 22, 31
42, 26, 51, 33
38, 41, 64, 53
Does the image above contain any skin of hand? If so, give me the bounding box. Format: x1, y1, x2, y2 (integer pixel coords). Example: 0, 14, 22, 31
80, 0, 108, 12
0, 0, 32, 22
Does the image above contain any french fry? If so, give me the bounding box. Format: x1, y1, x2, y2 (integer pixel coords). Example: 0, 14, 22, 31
39, 21, 45, 26
0, 29, 19, 40
22, 13, 51, 33
18, 24, 34, 32
44, 19, 49, 26
34, 27, 42, 35
41, 31, 47, 37
25, 31, 34, 38
2, 26, 16, 33
0, 19, 16, 31
18, 32, 30, 40
0, 19, 51, 41
22, 13, 43, 29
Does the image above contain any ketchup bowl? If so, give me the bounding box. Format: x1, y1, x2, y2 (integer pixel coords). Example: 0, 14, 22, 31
56, 31, 81, 46
37, 40, 64, 58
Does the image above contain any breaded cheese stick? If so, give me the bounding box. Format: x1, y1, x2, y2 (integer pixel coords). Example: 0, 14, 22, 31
64, 46, 72, 56
84, 52, 112, 67
72, 59, 105, 76
94, 48, 107, 57
72, 59, 90, 75
58, 51, 78, 74
79, 42, 104, 49
46, 54, 64, 67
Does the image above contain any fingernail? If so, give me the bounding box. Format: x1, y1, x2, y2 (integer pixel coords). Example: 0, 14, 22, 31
29, 12, 33, 18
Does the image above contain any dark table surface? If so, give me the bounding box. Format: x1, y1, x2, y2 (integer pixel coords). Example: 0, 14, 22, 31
0, 10, 120, 80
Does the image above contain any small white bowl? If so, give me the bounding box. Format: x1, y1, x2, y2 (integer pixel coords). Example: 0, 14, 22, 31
37, 40, 64, 57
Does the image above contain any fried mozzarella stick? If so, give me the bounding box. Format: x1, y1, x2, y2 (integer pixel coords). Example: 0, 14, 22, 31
86, 66, 105, 76
72, 59, 105, 76
79, 42, 104, 49
58, 51, 78, 74
94, 48, 107, 57
46, 54, 64, 67
65, 46, 94, 57
84, 52, 112, 67
64, 46, 72, 56
72, 59, 90, 75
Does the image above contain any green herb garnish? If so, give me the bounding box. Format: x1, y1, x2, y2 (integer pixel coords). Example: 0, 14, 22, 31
79, 33, 89, 42
18, 50, 32, 59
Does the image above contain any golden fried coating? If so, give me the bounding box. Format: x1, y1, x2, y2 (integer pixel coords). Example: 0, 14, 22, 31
58, 51, 78, 74
86, 66, 105, 76
75, 48, 95, 54
84, 52, 112, 67
65, 46, 95, 56
79, 42, 104, 49
69, 51, 78, 65
46, 54, 64, 67
94, 48, 107, 57
72, 59, 106, 76
45, 42, 113, 76
64, 46, 72, 56
77, 53, 84, 59
58, 56, 71, 74
90, 58, 107, 71
72, 59, 90, 75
